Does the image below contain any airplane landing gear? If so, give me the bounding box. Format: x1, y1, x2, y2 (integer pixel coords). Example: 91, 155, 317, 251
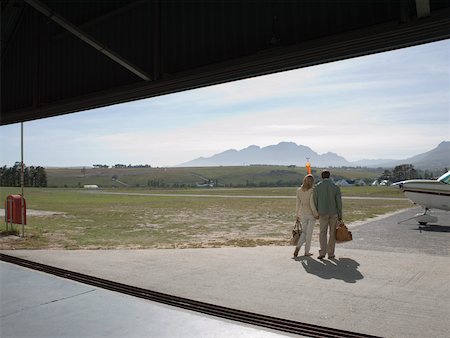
398, 208, 438, 227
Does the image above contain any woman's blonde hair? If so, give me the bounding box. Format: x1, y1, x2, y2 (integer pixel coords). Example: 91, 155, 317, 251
301, 174, 314, 191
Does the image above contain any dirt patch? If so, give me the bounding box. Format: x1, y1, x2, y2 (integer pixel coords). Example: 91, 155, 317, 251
0, 209, 65, 217
0, 234, 22, 241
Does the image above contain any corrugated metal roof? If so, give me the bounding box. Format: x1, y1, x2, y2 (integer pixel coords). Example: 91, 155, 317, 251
1, 0, 449, 124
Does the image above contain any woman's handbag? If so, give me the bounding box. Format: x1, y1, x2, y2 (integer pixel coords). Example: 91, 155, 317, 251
335, 221, 352, 242
290, 219, 302, 246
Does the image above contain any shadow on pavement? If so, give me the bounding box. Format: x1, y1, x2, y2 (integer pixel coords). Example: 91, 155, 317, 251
296, 257, 364, 283
414, 225, 450, 233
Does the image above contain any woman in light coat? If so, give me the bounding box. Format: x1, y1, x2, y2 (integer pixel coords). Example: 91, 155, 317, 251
294, 174, 319, 257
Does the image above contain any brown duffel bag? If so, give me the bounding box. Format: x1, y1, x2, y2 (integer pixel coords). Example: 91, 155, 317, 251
336, 222, 352, 242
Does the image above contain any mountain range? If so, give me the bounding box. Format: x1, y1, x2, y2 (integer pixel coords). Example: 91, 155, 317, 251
179, 141, 449, 169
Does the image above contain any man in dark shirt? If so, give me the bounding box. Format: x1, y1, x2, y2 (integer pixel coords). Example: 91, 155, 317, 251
313, 170, 342, 259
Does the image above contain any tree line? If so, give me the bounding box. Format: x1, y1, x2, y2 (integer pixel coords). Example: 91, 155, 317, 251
0, 162, 47, 187
377, 164, 447, 183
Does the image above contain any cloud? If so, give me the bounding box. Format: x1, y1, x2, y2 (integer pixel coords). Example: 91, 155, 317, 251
91, 98, 447, 166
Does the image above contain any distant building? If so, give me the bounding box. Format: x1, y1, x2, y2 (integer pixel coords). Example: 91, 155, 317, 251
356, 179, 366, 186
371, 179, 389, 186
335, 179, 366, 186
336, 179, 352, 186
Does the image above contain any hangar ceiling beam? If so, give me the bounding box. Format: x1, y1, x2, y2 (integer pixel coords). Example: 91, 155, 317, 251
415, 0, 431, 18
24, 0, 151, 81
54, 0, 147, 40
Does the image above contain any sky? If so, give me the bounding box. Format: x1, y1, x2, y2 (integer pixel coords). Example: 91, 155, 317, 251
1, 39, 449, 167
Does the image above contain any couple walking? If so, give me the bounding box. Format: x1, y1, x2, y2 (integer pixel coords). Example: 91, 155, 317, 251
294, 170, 342, 259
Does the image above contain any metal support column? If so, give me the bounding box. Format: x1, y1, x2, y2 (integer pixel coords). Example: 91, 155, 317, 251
21, 122, 25, 237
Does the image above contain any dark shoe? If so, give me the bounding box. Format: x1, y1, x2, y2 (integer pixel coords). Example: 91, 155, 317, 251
304, 253, 313, 257
293, 248, 299, 257
317, 255, 325, 260
328, 255, 335, 259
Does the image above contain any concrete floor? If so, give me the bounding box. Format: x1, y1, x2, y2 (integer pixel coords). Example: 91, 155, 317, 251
0, 262, 293, 338
1, 207, 449, 338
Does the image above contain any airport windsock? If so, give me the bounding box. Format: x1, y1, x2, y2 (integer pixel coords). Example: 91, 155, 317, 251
306, 159, 311, 174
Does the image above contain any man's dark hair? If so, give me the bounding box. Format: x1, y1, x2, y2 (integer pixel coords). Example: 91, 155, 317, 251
321, 170, 331, 179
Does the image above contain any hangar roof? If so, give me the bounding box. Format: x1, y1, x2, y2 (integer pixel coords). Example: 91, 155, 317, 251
1, 0, 449, 125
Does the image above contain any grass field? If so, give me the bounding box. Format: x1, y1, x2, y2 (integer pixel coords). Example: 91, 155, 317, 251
100, 185, 405, 197
46, 165, 381, 188
0, 186, 412, 250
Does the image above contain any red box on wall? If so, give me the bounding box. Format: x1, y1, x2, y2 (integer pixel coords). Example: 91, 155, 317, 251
5, 195, 26, 225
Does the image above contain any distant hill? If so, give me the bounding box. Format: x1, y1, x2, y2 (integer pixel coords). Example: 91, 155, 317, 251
179, 142, 351, 167
376, 141, 450, 169
350, 159, 396, 167
179, 141, 449, 169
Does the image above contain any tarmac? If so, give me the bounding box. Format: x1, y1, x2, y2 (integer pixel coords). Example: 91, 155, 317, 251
1, 206, 449, 338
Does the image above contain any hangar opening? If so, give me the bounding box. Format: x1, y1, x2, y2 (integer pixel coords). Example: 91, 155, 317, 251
1, 1, 450, 337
